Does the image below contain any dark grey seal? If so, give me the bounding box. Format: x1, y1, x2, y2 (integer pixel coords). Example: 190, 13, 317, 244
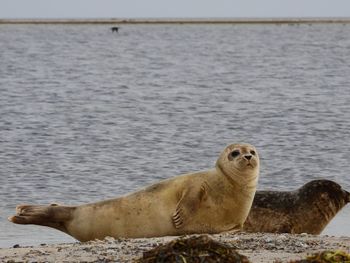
244, 179, 350, 234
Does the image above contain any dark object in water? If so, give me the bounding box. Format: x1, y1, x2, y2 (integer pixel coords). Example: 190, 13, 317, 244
111, 27, 119, 32
290, 250, 350, 263
244, 179, 350, 234
137, 235, 250, 263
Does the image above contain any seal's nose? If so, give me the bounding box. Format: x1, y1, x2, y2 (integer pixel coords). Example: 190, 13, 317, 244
345, 190, 350, 203
244, 155, 252, 161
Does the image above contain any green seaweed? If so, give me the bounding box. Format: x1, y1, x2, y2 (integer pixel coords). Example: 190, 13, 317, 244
291, 250, 350, 263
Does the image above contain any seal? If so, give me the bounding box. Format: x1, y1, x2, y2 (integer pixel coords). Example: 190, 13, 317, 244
111, 26, 119, 32
9, 143, 260, 242
243, 179, 350, 234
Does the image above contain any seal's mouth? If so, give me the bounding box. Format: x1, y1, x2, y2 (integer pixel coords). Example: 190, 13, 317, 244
239, 158, 256, 169
246, 162, 254, 168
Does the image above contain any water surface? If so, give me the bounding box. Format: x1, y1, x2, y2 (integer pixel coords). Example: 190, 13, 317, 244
1, 24, 350, 247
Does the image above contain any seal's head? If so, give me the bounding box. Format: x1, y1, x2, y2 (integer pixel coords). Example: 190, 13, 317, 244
216, 143, 260, 184
299, 179, 350, 209
295, 179, 350, 234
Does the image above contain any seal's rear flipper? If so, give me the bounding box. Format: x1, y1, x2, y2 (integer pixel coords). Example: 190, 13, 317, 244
8, 204, 74, 233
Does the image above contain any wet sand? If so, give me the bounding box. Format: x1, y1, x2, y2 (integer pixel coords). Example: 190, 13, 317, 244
1, 232, 350, 262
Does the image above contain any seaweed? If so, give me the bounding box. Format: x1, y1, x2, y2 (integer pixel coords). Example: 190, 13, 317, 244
136, 235, 250, 263
290, 250, 350, 263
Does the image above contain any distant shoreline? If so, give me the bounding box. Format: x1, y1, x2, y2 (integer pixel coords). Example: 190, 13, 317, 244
1, 17, 350, 25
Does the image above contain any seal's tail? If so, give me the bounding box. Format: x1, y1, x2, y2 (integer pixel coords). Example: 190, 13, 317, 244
8, 204, 74, 233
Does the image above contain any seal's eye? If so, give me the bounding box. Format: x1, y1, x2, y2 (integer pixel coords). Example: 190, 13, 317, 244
250, 150, 256, 156
231, 150, 240, 158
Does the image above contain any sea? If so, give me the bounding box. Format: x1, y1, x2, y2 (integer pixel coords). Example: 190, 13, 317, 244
1, 23, 350, 248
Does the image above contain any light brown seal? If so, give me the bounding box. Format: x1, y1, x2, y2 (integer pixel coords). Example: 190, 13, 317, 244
243, 179, 350, 234
9, 143, 259, 242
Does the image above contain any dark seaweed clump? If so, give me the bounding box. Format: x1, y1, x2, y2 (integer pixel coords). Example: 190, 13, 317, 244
290, 250, 350, 263
137, 235, 250, 263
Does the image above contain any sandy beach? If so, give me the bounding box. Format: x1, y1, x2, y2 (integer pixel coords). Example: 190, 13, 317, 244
1, 232, 350, 262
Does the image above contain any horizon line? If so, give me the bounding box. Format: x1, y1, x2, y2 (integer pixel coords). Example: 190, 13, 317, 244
1, 17, 350, 24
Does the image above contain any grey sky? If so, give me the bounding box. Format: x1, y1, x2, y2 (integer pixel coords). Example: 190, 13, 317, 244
1, 0, 350, 19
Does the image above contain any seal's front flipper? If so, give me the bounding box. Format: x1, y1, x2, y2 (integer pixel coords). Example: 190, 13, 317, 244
8, 204, 74, 233
172, 183, 208, 229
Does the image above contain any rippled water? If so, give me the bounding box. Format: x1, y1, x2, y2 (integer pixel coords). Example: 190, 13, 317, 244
1, 24, 350, 248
